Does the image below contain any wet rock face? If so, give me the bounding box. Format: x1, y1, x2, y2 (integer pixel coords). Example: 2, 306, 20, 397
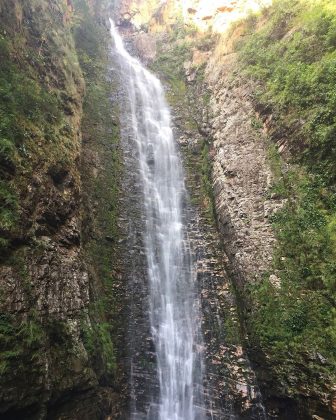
1, 241, 89, 316
0, 1, 116, 417
170, 94, 268, 419
206, 53, 283, 287
117, 102, 158, 418
186, 196, 267, 419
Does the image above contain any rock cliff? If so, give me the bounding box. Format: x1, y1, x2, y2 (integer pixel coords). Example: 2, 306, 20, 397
206, 48, 283, 287
0, 1, 122, 418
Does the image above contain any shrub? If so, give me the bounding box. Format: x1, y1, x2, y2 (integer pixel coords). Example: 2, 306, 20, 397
238, 0, 336, 393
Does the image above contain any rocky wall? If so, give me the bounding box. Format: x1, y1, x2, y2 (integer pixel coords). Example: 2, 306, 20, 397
205, 43, 283, 288
0, 1, 122, 418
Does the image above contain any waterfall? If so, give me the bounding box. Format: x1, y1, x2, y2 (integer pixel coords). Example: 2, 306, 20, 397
110, 20, 205, 420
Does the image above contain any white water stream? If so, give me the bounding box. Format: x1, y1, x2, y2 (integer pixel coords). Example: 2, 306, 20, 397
110, 20, 205, 420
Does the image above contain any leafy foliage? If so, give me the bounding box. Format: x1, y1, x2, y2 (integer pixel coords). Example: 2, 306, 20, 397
238, 0, 336, 183
81, 321, 116, 375
0, 32, 63, 255
0, 314, 45, 376
0, 36, 62, 146
237, 0, 336, 394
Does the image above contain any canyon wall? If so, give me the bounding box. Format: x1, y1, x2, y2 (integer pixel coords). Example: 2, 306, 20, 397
0, 1, 123, 418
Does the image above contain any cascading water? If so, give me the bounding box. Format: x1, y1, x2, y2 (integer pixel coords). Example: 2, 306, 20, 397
110, 20, 205, 420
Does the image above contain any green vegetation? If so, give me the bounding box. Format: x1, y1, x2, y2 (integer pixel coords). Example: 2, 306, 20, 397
239, 0, 336, 182
194, 142, 215, 221
0, 33, 64, 254
81, 321, 116, 375
0, 311, 76, 382
0, 0, 118, 392
199, 141, 216, 223
236, 0, 336, 396
0, 314, 44, 375
0, 0, 86, 258
150, 40, 189, 104
0, 0, 119, 412
0, 182, 17, 250
74, 0, 121, 376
